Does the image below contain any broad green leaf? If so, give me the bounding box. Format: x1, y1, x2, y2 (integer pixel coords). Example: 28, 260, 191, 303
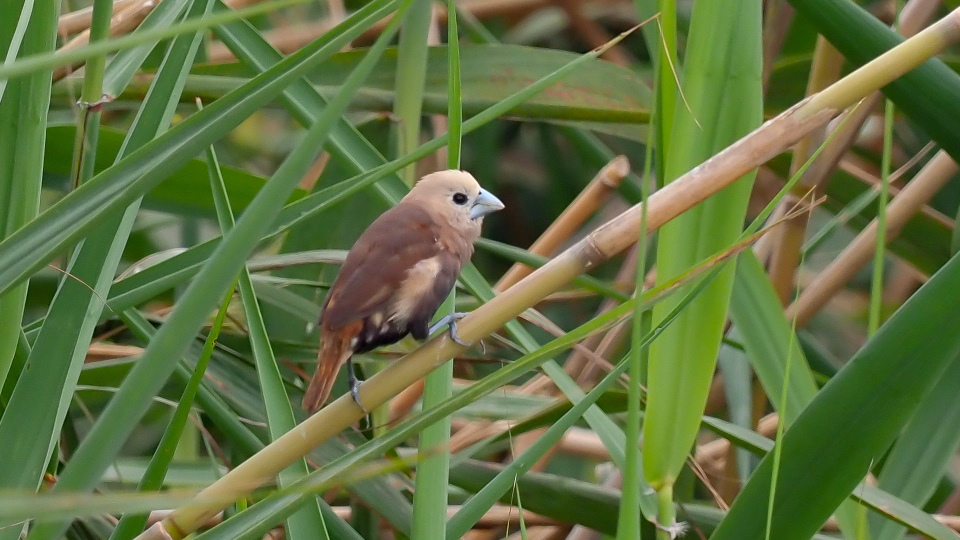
712, 250, 960, 540
644, 0, 762, 495
83, 43, 651, 134
730, 251, 819, 423
872, 355, 960, 540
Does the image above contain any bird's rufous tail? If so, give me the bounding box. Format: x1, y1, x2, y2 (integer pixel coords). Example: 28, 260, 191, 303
302, 327, 356, 413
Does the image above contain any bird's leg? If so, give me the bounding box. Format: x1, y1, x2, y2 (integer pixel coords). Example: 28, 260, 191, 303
345, 358, 368, 414
429, 312, 469, 346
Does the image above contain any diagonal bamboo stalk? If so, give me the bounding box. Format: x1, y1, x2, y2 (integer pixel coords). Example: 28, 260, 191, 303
146, 10, 960, 538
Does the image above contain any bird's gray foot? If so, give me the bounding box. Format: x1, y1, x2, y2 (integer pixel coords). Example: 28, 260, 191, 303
346, 358, 368, 414
429, 312, 469, 346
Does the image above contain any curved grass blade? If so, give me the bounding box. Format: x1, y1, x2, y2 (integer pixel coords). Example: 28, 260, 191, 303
0, 0, 399, 299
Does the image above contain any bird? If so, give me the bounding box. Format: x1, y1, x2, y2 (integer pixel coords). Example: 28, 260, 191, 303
302, 170, 504, 413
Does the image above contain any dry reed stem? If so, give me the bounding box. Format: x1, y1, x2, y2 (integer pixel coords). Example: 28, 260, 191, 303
146, 510, 222, 529
57, 0, 267, 37
786, 150, 959, 327
497, 156, 630, 291
147, 12, 960, 538
696, 413, 779, 475
761, 0, 794, 92
938, 486, 960, 515
464, 531, 501, 540
86, 342, 143, 362
53, 0, 257, 83
58, 0, 140, 36
54, 0, 161, 82
766, 36, 844, 303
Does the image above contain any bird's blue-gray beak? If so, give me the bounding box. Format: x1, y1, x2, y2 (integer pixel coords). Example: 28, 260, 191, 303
470, 189, 505, 220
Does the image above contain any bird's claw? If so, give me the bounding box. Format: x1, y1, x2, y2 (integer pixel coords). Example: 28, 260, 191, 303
346, 359, 368, 414
448, 323, 469, 347
429, 312, 470, 346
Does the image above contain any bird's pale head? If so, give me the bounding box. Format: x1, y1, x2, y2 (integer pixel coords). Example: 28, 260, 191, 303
404, 170, 504, 239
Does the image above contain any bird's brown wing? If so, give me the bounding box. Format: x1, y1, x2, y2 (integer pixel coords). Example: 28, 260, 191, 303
321, 203, 444, 330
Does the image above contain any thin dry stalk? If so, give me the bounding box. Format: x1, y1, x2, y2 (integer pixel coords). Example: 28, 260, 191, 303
786, 150, 959, 327
55, 0, 160, 82
496, 156, 630, 291
58, 0, 140, 36
570, 256, 637, 386
147, 13, 960, 538
559, 0, 633, 66
766, 36, 844, 303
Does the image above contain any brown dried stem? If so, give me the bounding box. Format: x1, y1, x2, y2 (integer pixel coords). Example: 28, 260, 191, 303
55, 0, 161, 82
786, 150, 959, 328
496, 155, 630, 291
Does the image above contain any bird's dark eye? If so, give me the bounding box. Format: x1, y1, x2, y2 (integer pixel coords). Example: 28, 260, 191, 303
452, 193, 468, 205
